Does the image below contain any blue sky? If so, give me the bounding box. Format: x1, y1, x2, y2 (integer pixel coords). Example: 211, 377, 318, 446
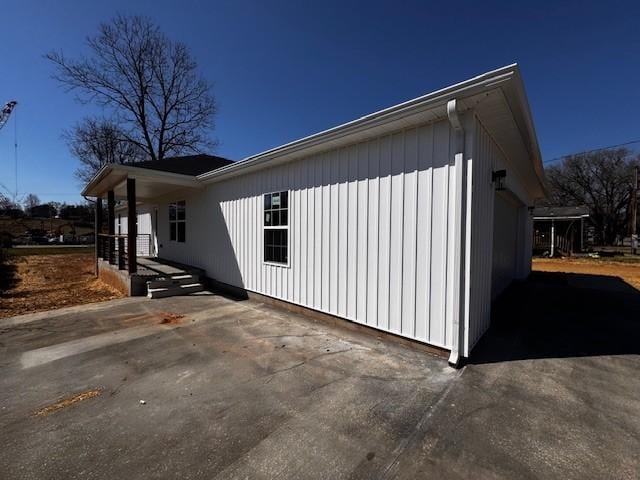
0, 0, 638, 204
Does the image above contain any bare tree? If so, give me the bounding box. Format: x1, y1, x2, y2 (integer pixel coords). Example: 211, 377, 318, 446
545, 147, 640, 244
65, 118, 142, 183
23, 194, 41, 216
0, 192, 12, 211
46, 15, 217, 162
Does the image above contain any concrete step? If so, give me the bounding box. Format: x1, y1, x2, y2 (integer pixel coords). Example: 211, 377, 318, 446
147, 283, 205, 299
147, 274, 200, 289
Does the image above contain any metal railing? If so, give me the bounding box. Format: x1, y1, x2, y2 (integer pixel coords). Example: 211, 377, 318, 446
135, 234, 152, 257
533, 232, 571, 256
97, 233, 152, 271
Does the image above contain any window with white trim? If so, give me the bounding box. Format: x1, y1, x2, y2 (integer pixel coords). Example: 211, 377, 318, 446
263, 191, 288, 264
169, 201, 186, 242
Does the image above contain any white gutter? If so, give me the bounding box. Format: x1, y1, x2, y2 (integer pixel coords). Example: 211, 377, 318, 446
447, 99, 466, 368
197, 64, 523, 184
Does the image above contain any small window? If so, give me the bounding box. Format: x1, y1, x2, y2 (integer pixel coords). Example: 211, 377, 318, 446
169, 201, 186, 242
264, 191, 288, 264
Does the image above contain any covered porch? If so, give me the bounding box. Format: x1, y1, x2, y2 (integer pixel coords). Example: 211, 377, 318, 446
532, 206, 591, 257
82, 163, 203, 295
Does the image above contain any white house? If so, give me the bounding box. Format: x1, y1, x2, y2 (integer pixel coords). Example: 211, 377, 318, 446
84, 65, 546, 364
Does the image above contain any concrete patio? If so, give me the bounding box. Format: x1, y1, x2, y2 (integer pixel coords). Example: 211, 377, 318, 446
0, 271, 638, 479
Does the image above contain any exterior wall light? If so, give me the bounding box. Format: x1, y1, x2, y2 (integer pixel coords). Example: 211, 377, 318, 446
492, 169, 507, 190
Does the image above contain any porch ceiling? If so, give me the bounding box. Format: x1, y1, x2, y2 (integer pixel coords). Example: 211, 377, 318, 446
82, 164, 201, 200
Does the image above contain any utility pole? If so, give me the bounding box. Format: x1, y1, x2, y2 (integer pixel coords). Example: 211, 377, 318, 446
632, 165, 638, 255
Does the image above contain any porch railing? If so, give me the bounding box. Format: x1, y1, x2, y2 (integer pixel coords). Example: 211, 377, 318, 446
97, 233, 152, 271
533, 232, 571, 256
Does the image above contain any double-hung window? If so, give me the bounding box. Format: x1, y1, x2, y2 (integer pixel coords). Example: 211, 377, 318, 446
263, 191, 288, 265
169, 201, 186, 243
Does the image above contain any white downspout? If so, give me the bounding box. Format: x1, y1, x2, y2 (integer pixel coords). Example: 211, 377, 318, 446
447, 99, 467, 368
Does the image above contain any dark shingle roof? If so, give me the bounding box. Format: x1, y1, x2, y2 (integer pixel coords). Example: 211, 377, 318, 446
533, 206, 590, 218
127, 154, 234, 176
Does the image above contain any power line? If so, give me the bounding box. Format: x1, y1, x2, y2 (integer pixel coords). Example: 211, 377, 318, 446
543, 139, 640, 165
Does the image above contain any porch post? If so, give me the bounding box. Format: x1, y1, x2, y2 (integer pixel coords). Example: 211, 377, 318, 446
95, 197, 103, 275
107, 190, 115, 265
127, 178, 137, 274
550, 219, 555, 257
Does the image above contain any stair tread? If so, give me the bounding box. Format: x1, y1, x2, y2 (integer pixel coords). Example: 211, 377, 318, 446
149, 275, 197, 281
148, 283, 203, 292
147, 281, 205, 299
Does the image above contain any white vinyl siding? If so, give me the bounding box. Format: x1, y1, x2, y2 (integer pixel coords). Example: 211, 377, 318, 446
464, 118, 494, 353
492, 193, 520, 298
465, 116, 534, 353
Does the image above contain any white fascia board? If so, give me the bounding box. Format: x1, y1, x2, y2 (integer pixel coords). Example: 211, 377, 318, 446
499, 68, 547, 198
198, 64, 526, 184
81, 164, 115, 197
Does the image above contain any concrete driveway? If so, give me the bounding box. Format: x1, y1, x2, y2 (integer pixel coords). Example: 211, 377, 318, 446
1, 272, 639, 479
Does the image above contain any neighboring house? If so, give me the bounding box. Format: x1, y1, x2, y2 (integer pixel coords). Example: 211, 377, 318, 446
83, 64, 547, 364
29, 204, 57, 218
533, 206, 591, 256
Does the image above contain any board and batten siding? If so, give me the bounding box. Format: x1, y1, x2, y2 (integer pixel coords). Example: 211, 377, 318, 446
465, 117, 497, 352
465, 116, 534, 352
158, 119, 461, 350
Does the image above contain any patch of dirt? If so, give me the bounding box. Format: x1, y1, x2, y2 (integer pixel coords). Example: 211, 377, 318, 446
0, 253, 124, 319
159, 312, 185, 325
533, 258, 640, 290
34, 388, 102, 417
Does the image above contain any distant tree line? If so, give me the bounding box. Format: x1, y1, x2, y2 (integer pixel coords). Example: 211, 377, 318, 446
544, 147, 639, 245
0, 194, 94, 225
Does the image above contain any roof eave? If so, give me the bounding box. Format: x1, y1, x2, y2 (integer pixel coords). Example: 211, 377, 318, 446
509, 68, 548, 199
81, 164, 200, 197
81, 163, 114, 197
198, 64, 530, 184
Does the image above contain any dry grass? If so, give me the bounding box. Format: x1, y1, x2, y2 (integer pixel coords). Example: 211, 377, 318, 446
34, 388, 102, 417
533, 257, 640, 290
0, 253, 124, 319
